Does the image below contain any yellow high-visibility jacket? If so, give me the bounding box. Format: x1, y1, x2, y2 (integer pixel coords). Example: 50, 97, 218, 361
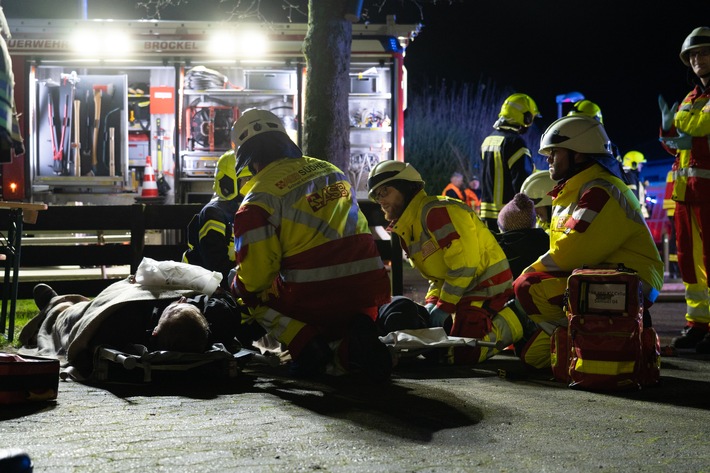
389, 190, 513, 314
528, 164, 664, 301
661, 85, 710, 204
233, 156, 391, 319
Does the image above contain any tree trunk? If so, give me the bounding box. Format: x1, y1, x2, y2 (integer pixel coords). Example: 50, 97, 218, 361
303, 0, 351, 171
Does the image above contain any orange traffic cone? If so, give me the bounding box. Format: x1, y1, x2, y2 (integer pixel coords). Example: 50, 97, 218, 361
141, 155, 159, 198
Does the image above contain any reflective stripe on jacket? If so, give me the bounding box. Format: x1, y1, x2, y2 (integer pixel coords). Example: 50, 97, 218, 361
390, 190, 513, 313
480, 129, 533, 221
233, 156, 391, 318
182, 198, 240, 287
529, 164, 664, 300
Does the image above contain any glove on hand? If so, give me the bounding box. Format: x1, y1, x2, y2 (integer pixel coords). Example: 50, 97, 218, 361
425, 303, 452, 329
658, 94, 678, 132
659, 132, 693, 150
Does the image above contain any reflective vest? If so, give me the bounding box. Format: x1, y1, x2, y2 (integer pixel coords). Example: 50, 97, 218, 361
390, 190, 513, 313
233, 156, 391, 318
442, 183, 464, 201
464, 188, 481, 210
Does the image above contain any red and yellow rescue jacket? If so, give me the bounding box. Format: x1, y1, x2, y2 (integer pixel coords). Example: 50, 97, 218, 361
660, 84, 710, 204
233, 156, 391, 319
528, 164, 664, 301
389, 190, 513, 314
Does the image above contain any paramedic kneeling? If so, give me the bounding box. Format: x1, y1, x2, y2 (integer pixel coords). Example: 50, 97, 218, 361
367, 160, 537, 364
229, 110, 392, 382
513, 115, 664, 369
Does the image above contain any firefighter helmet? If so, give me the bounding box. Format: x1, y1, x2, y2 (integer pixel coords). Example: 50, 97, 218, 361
499, 93, 540, 128
214, 150, 238, 200
520, 170, 555, 208
622, 150, 646, 170
680, 27, 710, 66
230, 109, 287, 149
367, 160, 424, 201
567, 100, 603, 124
539, 115, 613, 157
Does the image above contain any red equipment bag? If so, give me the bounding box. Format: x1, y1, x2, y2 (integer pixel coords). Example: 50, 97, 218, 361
0, 353, 59, 404
554, 265, 660, 392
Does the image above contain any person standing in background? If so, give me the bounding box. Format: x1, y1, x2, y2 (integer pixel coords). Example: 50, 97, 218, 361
464, 175, 482, 213
441, 171, 466, 201
622, 150, 650, 218
480, 93, 539, 232
658, 26, 710, 353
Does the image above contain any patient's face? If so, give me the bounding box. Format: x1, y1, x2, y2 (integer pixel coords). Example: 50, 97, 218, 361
159, 297, 199, 322
152, 298, 209, 352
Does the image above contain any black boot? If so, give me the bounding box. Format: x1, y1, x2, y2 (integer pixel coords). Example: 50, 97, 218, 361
341, 314, 392, 383
696, 333, 710, 354
671, 325, 708, 349
32, 284, 58, 311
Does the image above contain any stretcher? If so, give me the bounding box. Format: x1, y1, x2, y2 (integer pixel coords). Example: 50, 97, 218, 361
59, 343, 280, 384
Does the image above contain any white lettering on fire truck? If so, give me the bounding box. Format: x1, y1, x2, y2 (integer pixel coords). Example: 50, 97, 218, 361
8, 39, 69, 50
143, 41, 198, 52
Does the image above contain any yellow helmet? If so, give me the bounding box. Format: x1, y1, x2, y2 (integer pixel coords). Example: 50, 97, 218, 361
213, 150, 248, 200
680, 27, 710, 66
367, 160, 424, 201
499, 93, 540, 128
622, 151, 646, 170
567, 100, 603, 124
520, 170, 556, 208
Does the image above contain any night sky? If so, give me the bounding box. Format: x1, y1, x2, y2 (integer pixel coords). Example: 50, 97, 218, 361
4, 0, 710, 172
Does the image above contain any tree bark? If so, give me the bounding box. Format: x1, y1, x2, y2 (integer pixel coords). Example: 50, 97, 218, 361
303, 0, 351, 170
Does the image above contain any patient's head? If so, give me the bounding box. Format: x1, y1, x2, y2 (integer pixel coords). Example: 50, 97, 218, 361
152, 298, 210, 353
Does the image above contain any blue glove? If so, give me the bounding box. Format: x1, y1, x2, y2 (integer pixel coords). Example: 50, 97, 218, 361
227, 268, 237, 288
425, 303, 452, 328
659, 132, 693, 150
658, 94, 678, 132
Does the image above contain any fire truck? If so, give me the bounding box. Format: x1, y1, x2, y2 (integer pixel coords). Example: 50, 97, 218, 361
1, 17, 419, 205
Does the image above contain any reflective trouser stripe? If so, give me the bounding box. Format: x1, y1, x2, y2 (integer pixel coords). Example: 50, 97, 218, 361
522, 330, 553, 369
685, 282, 710, 324
476, 305, 523, 362
677, 202, 710, 324
252, 305, 305, 346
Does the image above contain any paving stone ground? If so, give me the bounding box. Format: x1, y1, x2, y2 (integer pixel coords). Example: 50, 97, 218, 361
2, 271, 709, 473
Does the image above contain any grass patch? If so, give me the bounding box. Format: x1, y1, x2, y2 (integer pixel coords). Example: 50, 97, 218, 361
1, 299, 39, 350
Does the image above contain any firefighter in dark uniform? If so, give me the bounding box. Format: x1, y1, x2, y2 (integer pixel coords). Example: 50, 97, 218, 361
182, 149, 249, 289
480, 93, 540, 232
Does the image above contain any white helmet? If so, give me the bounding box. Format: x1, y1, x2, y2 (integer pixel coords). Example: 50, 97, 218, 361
538, 115, 613, 157
520, 171, 555, 208
680, 27, 710, 66
230, 109, 287, 149
367, 160, 424, 201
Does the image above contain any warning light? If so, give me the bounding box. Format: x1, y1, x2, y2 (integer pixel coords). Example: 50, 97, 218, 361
9, 182, 17, 193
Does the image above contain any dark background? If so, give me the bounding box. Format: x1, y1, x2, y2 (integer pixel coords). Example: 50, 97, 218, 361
4, 0, 710, 174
